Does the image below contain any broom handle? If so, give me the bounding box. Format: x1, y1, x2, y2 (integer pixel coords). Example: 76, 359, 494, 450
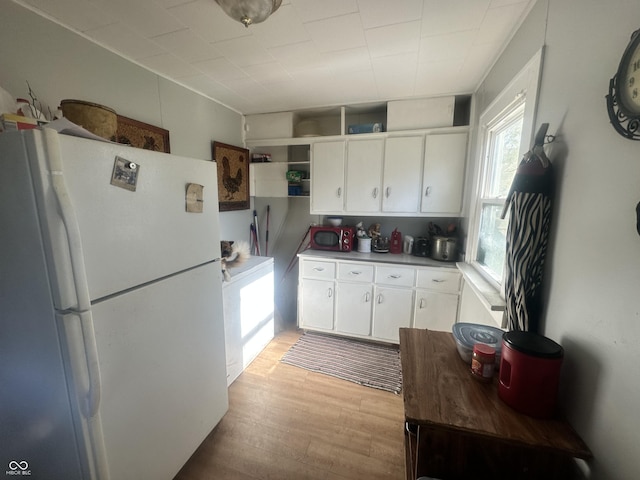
282, 226, 311, 283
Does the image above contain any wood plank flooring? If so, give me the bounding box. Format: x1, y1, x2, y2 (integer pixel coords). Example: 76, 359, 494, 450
174, 329, 406, 480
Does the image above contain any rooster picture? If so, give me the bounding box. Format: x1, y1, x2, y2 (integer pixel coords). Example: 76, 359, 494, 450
221, 154, 244, 200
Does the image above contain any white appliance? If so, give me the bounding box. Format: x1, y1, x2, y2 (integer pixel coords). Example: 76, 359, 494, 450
0, 128, 228, 480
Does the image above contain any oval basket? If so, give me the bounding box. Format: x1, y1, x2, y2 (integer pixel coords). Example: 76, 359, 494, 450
60, 99, 117, 140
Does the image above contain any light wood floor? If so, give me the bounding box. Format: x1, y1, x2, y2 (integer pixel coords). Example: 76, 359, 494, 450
174, 328, 406, 480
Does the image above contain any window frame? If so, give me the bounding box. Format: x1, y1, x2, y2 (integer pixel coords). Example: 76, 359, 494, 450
474, 101, 525, 285
467, 49, 544, 293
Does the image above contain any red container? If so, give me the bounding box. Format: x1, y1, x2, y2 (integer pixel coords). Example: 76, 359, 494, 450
471, 343, 496, 382
498, 331, 563, 418
390, 229, 402, 254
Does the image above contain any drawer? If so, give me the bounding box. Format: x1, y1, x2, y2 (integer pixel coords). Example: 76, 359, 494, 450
300, 259, 335, 280
375, 265, 415, 287
337, 262, 374, 282
416, 268, 461, 293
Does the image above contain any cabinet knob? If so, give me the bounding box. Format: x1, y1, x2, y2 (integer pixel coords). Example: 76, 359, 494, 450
425, 186, 432, 196
385, 187, 391, 198
388, 274, 401, 279
364, 292, 370, 302
419, 298, 426, 309
349, 271, 362, 276
373, 187, 378, 199
337, 187, 342, 197
327, 288, 333, 298
377, 294, 383, 304
313, 267, 325, 272
432, 279, 445, 283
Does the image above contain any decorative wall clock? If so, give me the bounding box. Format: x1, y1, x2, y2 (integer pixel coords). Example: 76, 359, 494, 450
606, 28, 640, 140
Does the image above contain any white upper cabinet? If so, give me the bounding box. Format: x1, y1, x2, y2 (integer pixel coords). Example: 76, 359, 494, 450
311, 141, 345, 214
421, 132, 467, 215
382, 136, 424, 213
246, 100, 471, 217
249, 162, 288, 197
345, 139, 384, 213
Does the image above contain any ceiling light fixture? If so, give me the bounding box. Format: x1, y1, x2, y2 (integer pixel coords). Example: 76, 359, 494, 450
215, 0, 282, 28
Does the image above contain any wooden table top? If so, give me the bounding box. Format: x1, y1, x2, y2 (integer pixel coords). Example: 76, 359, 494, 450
399, 328, 592, 459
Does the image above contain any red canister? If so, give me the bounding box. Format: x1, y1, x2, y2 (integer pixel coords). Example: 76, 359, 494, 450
390, 229, 402, 254
498, 331, 564, 418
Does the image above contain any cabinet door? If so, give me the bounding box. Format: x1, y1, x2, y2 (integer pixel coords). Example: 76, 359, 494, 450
249, 162, 288, 197
413, 290, 459, 332
299, 278, 335, 330
335, 282, 373, 336
345, 139, 384, 212
382, 136, 424, 213
311, 141, 345, 213
421, 132, 467, 214
372, 286, 414, 343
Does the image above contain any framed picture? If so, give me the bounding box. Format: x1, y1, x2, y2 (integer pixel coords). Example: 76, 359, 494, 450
113, 115, 171, 153
212, 141, 250, 211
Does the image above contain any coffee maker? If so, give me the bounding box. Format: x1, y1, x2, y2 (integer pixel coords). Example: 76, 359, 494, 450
412, 237, 429, 257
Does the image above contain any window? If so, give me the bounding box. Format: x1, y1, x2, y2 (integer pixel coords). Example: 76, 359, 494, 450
467, 49, 543, 292
475, 102, 524, 283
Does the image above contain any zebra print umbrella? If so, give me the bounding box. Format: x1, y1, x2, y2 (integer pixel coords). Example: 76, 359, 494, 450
501, 124, 554, 332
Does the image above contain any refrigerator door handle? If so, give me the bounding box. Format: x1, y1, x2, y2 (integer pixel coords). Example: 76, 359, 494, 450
45, 128, 103, 418
61, 311, 109, 479
45, 129, 109, 478
78, 309, 102, 418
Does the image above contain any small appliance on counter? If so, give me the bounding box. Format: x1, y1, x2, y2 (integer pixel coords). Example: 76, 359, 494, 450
309, 225, 355, 252
403, 235, 414, 254
390, 228, 402, 254
412, 237, 429, 257
498, 331, 564, 418
372, 236, 390, 253
430, 235, 458, 262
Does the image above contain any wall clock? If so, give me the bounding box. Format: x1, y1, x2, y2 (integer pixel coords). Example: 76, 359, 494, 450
606, 28, 640, 140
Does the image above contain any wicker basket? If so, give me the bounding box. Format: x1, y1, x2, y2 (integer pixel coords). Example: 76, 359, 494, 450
60, 99, 117, 140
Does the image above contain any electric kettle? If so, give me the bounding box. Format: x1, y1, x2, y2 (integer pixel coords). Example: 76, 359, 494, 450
403, 235, 414, 254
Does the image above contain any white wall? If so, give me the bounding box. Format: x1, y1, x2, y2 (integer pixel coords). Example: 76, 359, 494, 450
0, 0, 250, 240
474, 1, 640, 477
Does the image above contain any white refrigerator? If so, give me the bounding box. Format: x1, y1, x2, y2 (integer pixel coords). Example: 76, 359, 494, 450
0, 128, 228, 479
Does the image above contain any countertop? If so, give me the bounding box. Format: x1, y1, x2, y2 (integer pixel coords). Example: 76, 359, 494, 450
298, 249, 458, 268
223, 255, 273, 285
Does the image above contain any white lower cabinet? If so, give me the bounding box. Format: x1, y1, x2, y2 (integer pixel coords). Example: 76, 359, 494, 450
300, 278, 335, 330
298, 255, 461, 343
372, 286, 414, 342
413, 290, 459, 332
334, 261, 374, 336
335, 282, 373, 336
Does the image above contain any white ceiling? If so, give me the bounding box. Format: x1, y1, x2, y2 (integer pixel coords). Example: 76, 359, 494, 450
16, 0, 536, 115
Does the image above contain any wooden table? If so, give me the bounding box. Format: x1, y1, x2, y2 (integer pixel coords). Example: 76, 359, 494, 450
399, 328, 592, 480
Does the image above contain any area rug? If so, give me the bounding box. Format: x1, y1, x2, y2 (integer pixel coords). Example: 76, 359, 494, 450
280, 331, 402, 394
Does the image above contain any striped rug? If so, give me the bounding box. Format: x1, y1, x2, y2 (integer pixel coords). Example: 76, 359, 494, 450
280, 331, 402, 394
